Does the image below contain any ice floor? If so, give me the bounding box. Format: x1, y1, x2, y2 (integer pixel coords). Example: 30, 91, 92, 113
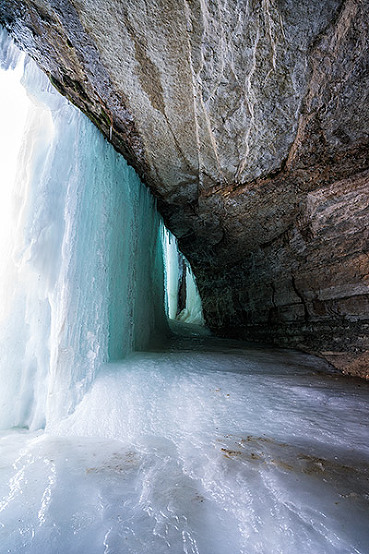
0, 336, 368, 554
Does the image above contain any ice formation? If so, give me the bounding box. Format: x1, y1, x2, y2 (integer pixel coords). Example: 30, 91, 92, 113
163, 228, 204, 325
0, 29, 167, 431
0, 28, 368, 554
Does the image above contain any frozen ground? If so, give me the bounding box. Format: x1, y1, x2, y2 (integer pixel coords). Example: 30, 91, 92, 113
0, 336, 368, 554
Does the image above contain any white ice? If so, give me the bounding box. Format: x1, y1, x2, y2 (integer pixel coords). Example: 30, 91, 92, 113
0, 343, 368, 554
163, 228, 204, 326
0, 29, 166, 431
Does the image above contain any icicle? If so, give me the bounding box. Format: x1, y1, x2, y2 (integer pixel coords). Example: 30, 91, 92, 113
162, 226, 204, 325
0, 27, 167, 430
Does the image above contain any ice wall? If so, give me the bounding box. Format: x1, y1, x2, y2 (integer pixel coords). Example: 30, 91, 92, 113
163, 228, 204, 325
0, 29, 166, 431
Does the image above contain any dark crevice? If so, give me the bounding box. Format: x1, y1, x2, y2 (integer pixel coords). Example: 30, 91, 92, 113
291, 276, 310, 323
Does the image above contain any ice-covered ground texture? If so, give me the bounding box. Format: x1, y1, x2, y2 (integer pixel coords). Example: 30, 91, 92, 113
1, 343, 368, 554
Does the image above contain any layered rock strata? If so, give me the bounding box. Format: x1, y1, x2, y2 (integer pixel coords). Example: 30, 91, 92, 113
1, 0, 368, 376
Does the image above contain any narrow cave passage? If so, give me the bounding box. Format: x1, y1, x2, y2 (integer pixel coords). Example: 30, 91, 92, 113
0, 29, 368, 554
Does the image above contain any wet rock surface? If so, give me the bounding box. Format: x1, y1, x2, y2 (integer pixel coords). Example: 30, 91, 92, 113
1, 0, 368, 375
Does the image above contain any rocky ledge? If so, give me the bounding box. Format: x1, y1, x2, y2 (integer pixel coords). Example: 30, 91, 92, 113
1, 0, 368, 377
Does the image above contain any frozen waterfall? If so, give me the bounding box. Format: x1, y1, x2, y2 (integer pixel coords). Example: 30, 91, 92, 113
163, 228, 204, 326
0, 29, 169, 430
0, 28, 368, 554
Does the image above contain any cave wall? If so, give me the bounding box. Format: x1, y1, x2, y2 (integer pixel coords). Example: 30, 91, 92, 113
1, 0, 368, 376
198, 171, 369, 378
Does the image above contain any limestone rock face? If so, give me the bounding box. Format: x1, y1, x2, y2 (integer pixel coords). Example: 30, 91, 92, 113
1, 0, 368, 376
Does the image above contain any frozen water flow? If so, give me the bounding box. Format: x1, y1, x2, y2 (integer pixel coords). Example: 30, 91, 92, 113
0, 29, 166, 430
163, 228, 204, 325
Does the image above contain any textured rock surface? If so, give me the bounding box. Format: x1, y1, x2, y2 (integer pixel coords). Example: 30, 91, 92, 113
1, 0, 368, 376
199, 171, 369, 379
